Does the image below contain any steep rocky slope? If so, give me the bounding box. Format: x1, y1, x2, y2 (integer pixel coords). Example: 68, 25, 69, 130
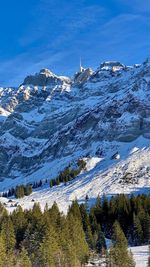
0, 57, 149, 203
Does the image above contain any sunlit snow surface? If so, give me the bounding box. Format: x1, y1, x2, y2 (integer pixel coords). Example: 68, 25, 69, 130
0, 136, 149, 215
130, 246, 149, 267
85, 246, 149, 267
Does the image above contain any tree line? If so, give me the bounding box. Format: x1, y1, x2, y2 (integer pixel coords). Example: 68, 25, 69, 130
0, 159, 87, 199
1, 184, 32, 199
0, 180, 46, 199
89, 193, 150, 246
50, 159, 86, 188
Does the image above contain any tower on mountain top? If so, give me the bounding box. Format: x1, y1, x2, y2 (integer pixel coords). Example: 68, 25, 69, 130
79, 58, 84, 73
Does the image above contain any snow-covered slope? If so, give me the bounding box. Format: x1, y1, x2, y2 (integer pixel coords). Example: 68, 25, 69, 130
0, 57, 149, 209
1, 136, 149, 213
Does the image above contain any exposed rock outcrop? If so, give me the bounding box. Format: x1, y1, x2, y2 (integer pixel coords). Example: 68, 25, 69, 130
23, 68, 71, 87
74, 68, 93, 84
0, 56, 149, 183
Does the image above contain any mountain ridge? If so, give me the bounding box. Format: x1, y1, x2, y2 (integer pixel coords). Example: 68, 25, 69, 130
0, 56, 149, 209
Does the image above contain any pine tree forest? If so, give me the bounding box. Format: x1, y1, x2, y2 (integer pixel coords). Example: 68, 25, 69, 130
0, 193, 149, 266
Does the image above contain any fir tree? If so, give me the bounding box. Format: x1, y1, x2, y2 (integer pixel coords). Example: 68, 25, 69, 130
68, 199, 82, 221
96, 227, 106, 253
68, 213, 89, 265
50, 179, 53, 188
0, 234, 6, 267
11, 205, 27, 246
1, 217, 16, 252
109, 221, 135, 267
38, 224, 60, 267
133, 213, 143, 245
80, 204, 94, 248
24, 185, 32, 196
15, 185, 25, 198
5, 252, 17, 267
18, 247, 32, 267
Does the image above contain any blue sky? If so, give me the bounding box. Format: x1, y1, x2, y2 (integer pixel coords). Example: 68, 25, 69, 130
0, 0, 150, 86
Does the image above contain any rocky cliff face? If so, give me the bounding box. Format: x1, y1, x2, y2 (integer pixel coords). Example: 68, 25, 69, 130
0, 57, 149, 186
23, 68, 71, 87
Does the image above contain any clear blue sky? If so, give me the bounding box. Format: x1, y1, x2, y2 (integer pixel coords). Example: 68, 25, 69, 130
0, 0, 150, 86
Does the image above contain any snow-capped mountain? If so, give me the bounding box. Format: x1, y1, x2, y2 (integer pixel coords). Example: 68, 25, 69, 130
0, 57, 150, 210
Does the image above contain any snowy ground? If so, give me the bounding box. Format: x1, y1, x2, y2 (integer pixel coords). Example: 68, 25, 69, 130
130, 245, 149, 267
85, 246, 149, 267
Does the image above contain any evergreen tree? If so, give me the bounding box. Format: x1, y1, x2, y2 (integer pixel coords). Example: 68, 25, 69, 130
68, 199, 82, 221
128, 250, 136, 267
24, 185, 32, 196
18, 247, 32, 267
23, 225, 42, 257
96, 227, 106, 253
50, 179, 53, 188
31, 202, 43, 227
0, 234, 6, 267
38, 224, 60, 267
138, 209, 150, 243
1, 217, 16, 252
90, 207, 100, 232
68, 213, 89, 265
92, 195, 103, 231
102, 194, 109, 221
48, 201, 61, 228
80, 204, 94, 248
57, 215, 78, 267
109, 221, 135, 267
5, 253, 17, 267
11, 205, 27, 246
133, 213, 143, 245
15, 185, 25, 198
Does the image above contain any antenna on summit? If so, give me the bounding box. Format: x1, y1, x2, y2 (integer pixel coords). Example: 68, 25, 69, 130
79, 57, 84, 73
80, 57, 82, 68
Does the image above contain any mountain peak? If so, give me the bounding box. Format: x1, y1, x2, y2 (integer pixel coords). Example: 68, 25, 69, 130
23, 69, 70, 87
39, 68, 56, 77
99, 61, 125, 71
74, 67, 93, 84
